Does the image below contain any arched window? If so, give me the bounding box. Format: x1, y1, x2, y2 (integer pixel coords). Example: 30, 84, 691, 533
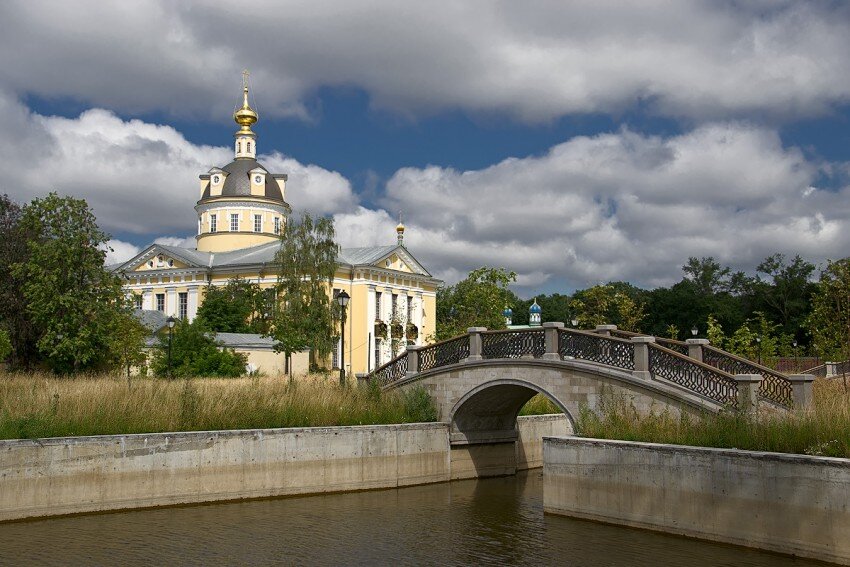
237, 141, 241, 153
247, 141, 252, 153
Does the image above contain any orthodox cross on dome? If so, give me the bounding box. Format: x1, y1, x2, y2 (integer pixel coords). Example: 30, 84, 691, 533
233, 70, 258, 159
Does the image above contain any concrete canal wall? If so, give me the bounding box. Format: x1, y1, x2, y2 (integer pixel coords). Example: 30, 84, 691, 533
0, 415, 567, 522
543, 436, 850, 565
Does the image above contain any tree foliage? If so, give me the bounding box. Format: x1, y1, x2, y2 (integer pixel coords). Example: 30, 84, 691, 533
12, 193, 129, 373
569, 284, 646, 331
435, 267, 516, 340
151, 319, 246, 378
807, 259, 850, 363
195, 277, 271, 333
0, 194, 38, 368
270, 214, 339, 367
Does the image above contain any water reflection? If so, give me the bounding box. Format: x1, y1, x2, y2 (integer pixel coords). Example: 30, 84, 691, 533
0, 471, 821, 566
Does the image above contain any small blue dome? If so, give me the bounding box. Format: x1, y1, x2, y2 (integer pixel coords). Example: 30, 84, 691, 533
503, 307, 513, 317
529, 300, 542, 314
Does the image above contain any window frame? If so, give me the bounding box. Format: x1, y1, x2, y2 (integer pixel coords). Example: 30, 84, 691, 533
230, 213, 239, 232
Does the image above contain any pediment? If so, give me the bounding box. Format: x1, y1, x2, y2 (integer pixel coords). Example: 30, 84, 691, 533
118, 244, 204, 273
372, 248, 430, 276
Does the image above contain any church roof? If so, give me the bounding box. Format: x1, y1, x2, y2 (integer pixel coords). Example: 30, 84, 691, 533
200, 158, 284, 202
115, 241, 434, 278
337, 246, 398, 265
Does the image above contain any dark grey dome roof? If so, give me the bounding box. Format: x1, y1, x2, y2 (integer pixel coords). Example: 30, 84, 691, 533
201, 158, 284, 202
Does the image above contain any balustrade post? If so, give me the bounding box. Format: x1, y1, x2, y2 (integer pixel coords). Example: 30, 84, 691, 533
406, 345, 422, 378
734, 374, 763, 412
466, 327, 486, 362
631, 336, 654, 380
542, 322, 564, 361
789, 374, 815, 409
685, 338, 709, 362
826, 362, 837, 378
595, 324, 617, 336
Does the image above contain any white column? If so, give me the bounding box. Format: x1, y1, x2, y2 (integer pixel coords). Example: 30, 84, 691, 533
415, 291, 423, 346
367, 285, 376, 371
187, 286, 199, 321
166, 288, 177, 317
142, 290, 153, 311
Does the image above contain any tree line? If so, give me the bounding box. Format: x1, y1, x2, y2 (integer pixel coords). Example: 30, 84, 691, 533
436, 256, 850, 365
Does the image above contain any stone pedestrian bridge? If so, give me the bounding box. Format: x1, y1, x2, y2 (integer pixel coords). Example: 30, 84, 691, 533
367, 324, 814, 449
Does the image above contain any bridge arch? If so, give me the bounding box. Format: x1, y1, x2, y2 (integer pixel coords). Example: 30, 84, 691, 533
396, 358, 724, 447
449, 378, 576, 444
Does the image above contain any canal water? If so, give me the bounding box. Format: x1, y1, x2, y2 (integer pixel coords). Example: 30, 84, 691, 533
0, 471, 821, 566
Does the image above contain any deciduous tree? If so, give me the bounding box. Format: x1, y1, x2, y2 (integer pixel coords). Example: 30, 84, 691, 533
14, 193, 126, 373
435, 267, 517, 340
270, 213, 339, 369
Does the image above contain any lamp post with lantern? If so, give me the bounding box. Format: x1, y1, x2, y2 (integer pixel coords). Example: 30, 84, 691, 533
691, 325, 699, 338
336, 291, 350, 386
166, 316, 176, 379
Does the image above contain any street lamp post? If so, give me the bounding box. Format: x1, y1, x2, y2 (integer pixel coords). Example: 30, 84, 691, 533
166, 316, 176, 379
336, 291, 350, 387
793, 339, 799, 372
755, 336, 762, 365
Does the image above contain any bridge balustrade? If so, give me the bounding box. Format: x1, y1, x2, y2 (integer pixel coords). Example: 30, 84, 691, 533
366, 324, 804, 410
558, 329, 635, 370
481, 329, 545, 359
702, 345, 793, 407
606, 328, 689, 355
419, 335, 471, 371
648, 343, 739, 408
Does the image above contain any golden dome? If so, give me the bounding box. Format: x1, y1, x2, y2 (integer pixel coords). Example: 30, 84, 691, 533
233, 82, 258, 134
396, 222, 405, 233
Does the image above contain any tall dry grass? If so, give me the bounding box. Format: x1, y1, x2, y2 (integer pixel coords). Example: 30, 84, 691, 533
519, 393, 561, 416
0, 373, 437, 440
577, 379, 850, 458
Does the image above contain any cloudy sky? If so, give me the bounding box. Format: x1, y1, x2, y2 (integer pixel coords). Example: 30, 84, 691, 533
2, 1, 850, 295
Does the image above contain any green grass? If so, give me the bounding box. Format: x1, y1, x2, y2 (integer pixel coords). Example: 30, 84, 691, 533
576, 380, 850, 458
0, 373, 438, 440
519, 393, 561, 416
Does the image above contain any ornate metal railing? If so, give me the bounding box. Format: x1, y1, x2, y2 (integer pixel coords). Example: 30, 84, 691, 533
702, 345, 792, 407
481, 329, 545, 359
419, 335, 471, 372
604, 328, 689, 355
370, 351, 409, 387
835, 360, 850, 376
648, 343, 738, 407
558, 329, 634, 370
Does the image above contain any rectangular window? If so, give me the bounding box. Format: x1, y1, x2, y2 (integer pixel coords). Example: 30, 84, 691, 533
156, 293, 165, 312
230, 213, 239, 232
375, 292, 382, 320
134, 294, 142, 310
407, 296, 413, 322
273, 217, 281, 235
392, 294, 398, 318
254, 214, 262, 233
374, 339, 381, 368
210, 214, 217, 233
178, 292, 188, 319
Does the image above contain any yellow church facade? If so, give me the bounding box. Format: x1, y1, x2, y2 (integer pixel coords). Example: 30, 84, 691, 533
114, 80, 440, 376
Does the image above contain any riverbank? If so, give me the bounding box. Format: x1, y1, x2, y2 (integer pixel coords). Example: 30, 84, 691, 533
544, 436, 850, 565
577, 378, 850, 457
0, 415, 569, 522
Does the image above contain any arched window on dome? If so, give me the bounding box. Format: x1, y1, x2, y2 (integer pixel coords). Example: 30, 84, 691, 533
247, 141, 252, 153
